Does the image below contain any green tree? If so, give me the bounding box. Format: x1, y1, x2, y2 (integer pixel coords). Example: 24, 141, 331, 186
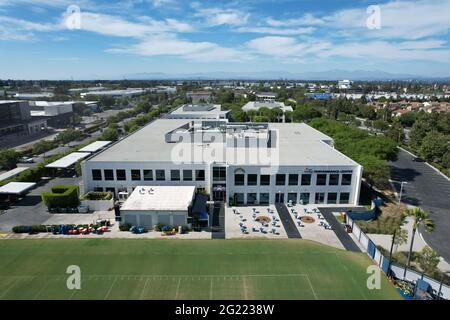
0, 149, 20, 170
403, 208, 434, 271
372, 119, 389, 132
419, 131, 449, 163
32, 140, 56, 155
393, 228, 408, 252
56, 129, 83, 145
417, 246, 440, 274
99, 127, 119, 141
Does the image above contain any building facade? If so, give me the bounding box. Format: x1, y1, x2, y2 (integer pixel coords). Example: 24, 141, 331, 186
82, 118, 362, 206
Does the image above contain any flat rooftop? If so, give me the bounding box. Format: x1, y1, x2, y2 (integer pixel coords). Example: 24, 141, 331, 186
87, 119, 358, 167
169, 104, 229, 117
120, 186, 196, 211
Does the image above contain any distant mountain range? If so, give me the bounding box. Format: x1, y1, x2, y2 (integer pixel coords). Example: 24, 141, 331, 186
121, 70, 450, 81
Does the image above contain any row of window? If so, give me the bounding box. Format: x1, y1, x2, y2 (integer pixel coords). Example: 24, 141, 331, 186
234, 192, 351, 205
92, 169, 206, 182
234, 173, 352, 187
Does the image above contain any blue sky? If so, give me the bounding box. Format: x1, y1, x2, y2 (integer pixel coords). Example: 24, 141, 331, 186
0, 0, 449, 79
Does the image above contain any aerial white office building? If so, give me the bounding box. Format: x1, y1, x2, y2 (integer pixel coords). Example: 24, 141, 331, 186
82, 118, 363, 207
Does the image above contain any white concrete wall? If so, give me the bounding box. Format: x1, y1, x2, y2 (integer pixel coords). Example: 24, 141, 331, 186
121, 210, 188, 228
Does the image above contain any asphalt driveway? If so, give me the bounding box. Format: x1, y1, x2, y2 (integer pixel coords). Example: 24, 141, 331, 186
389, 148, 450, 262
0, 176, 82, 232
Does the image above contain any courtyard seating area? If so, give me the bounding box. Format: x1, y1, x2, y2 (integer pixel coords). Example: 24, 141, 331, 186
225, 206, 288, 239
288, 203, 345, 249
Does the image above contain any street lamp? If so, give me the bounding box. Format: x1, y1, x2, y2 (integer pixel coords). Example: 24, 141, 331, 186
398, 181, 407, 204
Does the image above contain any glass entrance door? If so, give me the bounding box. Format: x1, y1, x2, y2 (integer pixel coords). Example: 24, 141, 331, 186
275, 193, 284, 203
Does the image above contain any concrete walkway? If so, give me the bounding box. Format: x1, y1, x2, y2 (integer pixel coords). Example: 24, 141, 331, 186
368, 217, 450, 274
275, 204, 301, 238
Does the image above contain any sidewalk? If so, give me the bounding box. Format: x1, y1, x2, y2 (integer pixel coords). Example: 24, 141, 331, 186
368, 217, 450, 274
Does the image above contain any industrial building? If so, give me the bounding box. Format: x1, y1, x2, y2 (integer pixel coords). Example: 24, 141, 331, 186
0, 100, 47, 137
82, 118, 362, 207
167, 104, 229, 120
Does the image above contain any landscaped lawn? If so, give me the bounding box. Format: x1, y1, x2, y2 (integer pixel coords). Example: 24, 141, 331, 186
0, 239, 400, 300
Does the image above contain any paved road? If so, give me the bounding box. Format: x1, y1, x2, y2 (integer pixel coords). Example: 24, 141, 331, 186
275, 204, 301, 238
390, 148, 450, 262
319, 207, 362, 252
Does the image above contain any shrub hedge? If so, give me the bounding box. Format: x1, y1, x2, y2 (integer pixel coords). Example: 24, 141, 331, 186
42, 185, 80, 209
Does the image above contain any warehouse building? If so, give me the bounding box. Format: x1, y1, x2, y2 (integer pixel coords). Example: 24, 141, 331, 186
82, 118, 362, 206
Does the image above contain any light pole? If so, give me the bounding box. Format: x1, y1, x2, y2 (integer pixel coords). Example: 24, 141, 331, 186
398, 181, 407, 204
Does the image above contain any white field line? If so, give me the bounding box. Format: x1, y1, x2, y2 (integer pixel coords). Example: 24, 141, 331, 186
33, 280, 50, 300
0, 278, 19, 299
305, 274, 318, 300
209, 278, 213, 300
140, 277, 149, 300
174, 278, 181, 300
243, 276, 248, 300
0, 274, 309, 279
103, 277, 118, 300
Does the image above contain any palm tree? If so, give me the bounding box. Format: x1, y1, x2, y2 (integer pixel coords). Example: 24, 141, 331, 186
403, 208, 434, 272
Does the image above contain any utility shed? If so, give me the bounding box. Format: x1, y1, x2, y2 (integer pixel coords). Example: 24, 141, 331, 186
120, 186, 196, 228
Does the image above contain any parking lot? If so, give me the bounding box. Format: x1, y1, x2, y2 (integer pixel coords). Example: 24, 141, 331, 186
0, 176, 83, 232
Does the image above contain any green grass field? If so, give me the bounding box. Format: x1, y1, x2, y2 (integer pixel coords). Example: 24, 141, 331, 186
0, 239, 400, 300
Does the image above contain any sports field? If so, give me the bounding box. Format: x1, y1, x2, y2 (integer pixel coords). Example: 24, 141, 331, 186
0, 239, 400, 300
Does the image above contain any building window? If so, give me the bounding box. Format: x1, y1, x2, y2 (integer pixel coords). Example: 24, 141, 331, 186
156, 170, 165, 181
212, 167, 226, 181
340, 193, 350, 204
143, 170, 153, 181
287, 193, 297, 203
288, 174, 298, 186
260, 175, 270, 186
92, 169, 102, 181
247, 174, 257, 186
299, 193, 310, 205
235, 193, 244, 205
316, 174, 327, 186
276, 174, 286, 186
259, 193, 269, 205
315, 192, 325, 204
183, 170, 192, 181
327, 192, 337, 204
171, 170, 180, 181
235, 174, 245, 186
247, 193, 257, 205
329, 174, 339, 186
342, 174, 352, 185
116, 169, 126, 181
195, 170, 205, 181
301, 174, 311, 186
131, 169, 141, 181
104, 169, 114, 181
93, 187, 103, 192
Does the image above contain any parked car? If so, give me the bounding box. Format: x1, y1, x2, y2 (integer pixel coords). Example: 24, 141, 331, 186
19, 157, 34, 163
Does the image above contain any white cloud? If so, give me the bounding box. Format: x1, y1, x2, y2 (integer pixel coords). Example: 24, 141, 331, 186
246, 35, 450, 63
107, 34, 244, 62
266, 14, 324, 27
0, 15, 58, 40
60, 12, 193, 37
236, 26, 314, 35
246, 36, 305, 57
195, 8, 249, 26
324, 0, 450, 40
